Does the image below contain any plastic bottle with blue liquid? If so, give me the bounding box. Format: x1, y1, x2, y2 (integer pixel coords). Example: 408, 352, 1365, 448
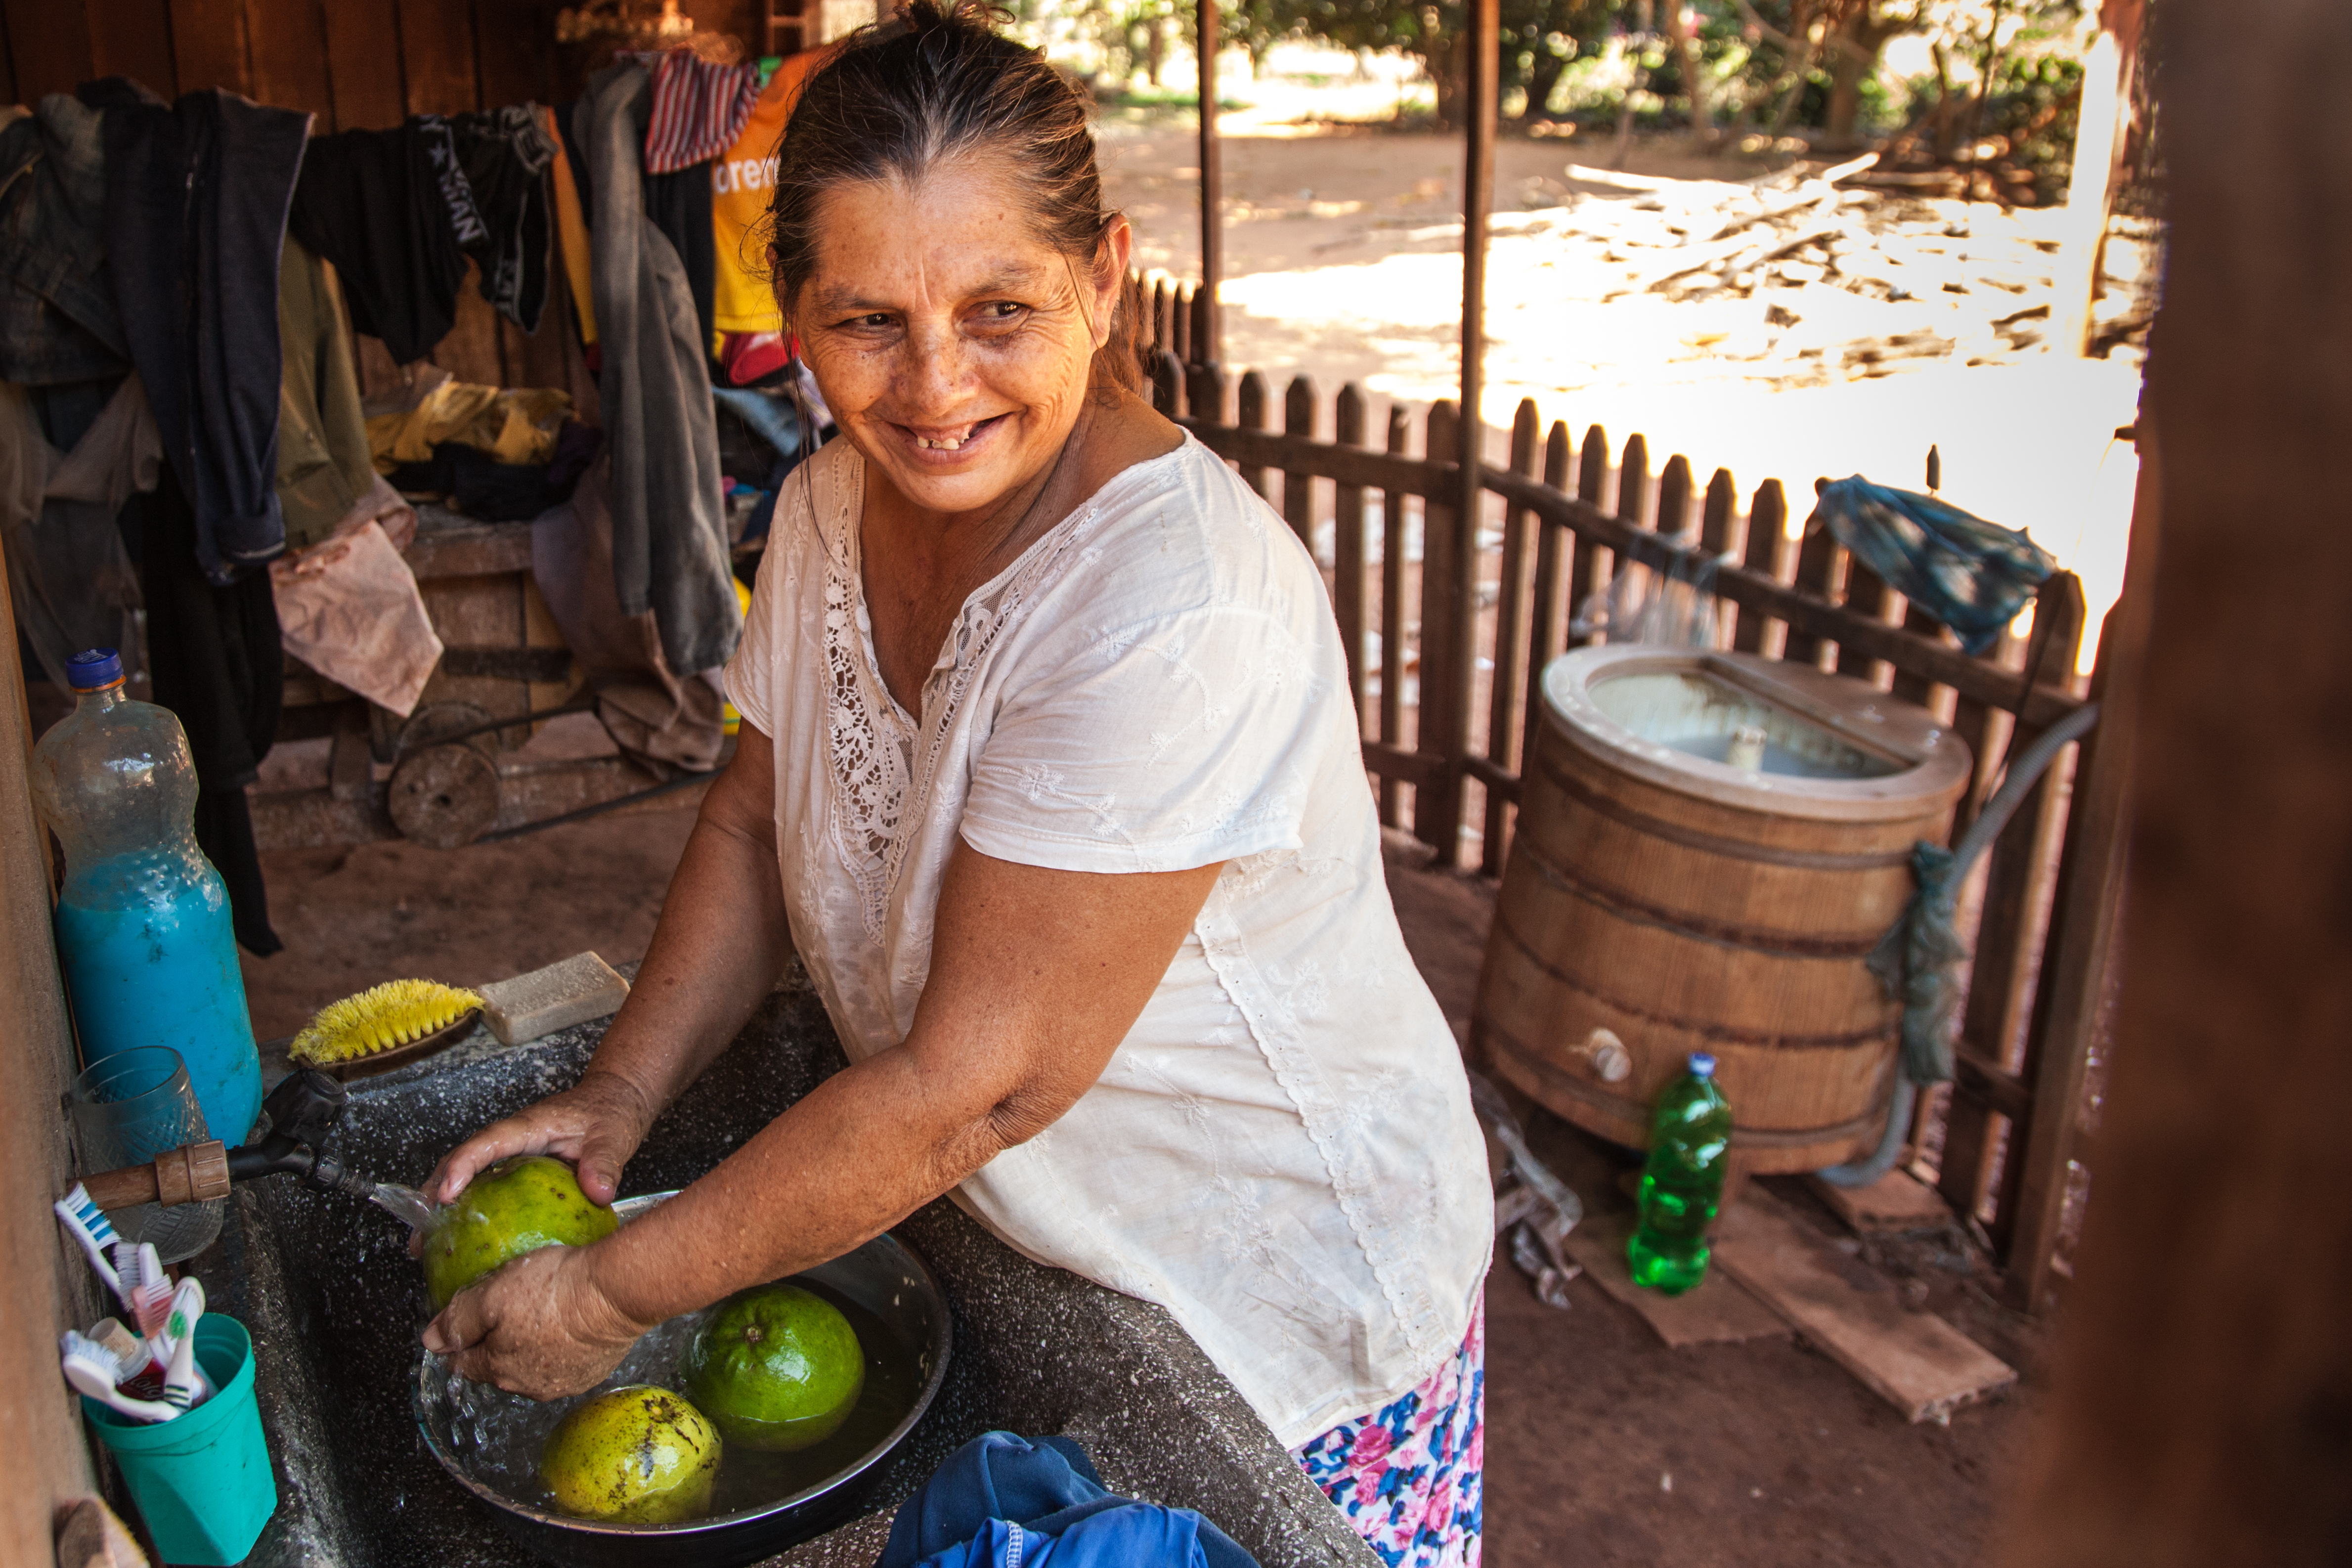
30, 649, 263, 1145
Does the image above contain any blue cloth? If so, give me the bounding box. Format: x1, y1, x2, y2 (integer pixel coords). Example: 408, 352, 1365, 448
0, 95, 130, 385
1805, 476, 2056, 658
881, 1433, 1260, 1568
711, 386, 809, 465
81, 77, 310, 584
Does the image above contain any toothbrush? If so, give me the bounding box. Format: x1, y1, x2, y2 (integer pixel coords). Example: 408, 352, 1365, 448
159, 1330, 205, 1413
155, 1278, 213, 1407
127, 1245, 170, 1341
60, 1334, 177, 1422
52, 1186, 127, 1307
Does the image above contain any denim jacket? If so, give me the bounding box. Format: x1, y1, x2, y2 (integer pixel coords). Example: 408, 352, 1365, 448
0, 95, 129, 386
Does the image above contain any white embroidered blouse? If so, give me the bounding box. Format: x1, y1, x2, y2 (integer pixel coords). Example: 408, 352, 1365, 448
724, 432, 1491, 1445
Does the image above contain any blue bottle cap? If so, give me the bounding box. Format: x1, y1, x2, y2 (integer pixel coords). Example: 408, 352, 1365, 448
1687, 1052, 1717, 1079
65, 648, 124, 692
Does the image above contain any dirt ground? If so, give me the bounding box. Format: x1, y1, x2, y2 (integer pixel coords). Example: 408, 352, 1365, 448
1095, 111, 2147, 668
237, 803, 2037, 1567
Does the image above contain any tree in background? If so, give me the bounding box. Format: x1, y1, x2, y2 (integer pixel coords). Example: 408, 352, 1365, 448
1242, 0, 1620, 125
1049, 0, 2084, 156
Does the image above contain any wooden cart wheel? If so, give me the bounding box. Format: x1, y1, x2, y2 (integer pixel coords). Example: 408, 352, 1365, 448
389, 742, 501, 848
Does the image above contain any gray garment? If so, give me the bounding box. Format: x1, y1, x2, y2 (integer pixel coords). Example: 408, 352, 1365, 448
0, 96, 130, 386
530, 452, 725, 774
581, 63, 740, 677
0, 376, 162, 687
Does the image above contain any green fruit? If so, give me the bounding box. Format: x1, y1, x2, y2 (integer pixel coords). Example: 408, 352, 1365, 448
538, 1385, 722, 1524
683, 1283, 865, 1452
422, 1154, 618, 1309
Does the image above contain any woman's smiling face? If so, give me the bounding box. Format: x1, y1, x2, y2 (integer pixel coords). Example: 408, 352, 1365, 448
792, 156, 1128, 519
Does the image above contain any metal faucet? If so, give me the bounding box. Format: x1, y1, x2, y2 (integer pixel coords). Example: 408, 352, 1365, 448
77, 1069, 379, 1214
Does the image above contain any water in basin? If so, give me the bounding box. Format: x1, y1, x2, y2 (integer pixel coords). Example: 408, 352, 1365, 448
423, 1277, 921, 1522
1591, 669, 1900, 780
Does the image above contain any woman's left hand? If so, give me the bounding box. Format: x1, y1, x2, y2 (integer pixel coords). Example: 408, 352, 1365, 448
421, 1245, 648, 1400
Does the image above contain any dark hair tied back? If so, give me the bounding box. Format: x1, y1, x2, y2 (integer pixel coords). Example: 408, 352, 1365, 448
767, 0, 1140, 393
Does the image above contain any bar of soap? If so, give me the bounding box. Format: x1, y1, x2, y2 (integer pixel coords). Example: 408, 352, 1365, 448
478, 953, 631, 1046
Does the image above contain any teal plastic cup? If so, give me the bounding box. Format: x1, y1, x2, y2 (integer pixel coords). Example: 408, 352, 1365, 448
82, 1316, 277, 1564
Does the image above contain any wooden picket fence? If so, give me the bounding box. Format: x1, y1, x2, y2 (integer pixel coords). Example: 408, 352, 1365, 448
1124, 272, 2120, 1315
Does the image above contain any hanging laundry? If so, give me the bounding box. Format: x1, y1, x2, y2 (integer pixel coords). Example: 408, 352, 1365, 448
544, 106, 598, 346
710, 46, 834, 347
0, 95, 130, 385
718, 329, 790, 387
367, 379, 573, 473
447, 106, 558, 335
645, 161, 718, 361
581, 61, 739, 676
277, 238, 380, 552
134, 464, 284, 955
644, 50, 763, 175
271, 520, 443, 718
0, 377, 160, 689
288, 119, 475, 366
531, 453, 726, 774
81, 78, 310, 585
388, 420, 603, 523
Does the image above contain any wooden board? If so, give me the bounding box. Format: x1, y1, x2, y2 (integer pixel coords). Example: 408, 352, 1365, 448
1802, 1168, 1956, 1235
1562, 1210, 1789, 1348
169, 0, 252, 101
319, 0, 408, 131
4, 0, 95, 102
1713, 1190, 2015, 1424
243, 0, 336, 127
90, 0, 177, 99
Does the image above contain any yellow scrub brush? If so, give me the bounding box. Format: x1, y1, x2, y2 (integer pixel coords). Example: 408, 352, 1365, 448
290, 980, 484, 1069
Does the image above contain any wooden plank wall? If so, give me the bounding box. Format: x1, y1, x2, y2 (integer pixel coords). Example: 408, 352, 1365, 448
0, 0, 756, 388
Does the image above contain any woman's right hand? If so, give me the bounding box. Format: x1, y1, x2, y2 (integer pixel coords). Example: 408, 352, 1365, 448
423, 1069, 660, 1210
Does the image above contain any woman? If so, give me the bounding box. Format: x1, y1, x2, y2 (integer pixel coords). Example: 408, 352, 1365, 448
423, 7, 1490, 1562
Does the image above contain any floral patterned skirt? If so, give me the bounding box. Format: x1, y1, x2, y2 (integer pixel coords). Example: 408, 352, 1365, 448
1290, 1298, 1484, 1568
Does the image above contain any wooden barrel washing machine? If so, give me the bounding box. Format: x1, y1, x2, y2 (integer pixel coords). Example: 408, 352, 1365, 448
1474, 648, 1974, 1177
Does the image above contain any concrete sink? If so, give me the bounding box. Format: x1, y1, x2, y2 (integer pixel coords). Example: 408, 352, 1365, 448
201, 976, 1374, 1568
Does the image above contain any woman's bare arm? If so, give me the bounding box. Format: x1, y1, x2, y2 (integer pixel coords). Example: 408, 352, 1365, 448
425, 837, 1222, 1395
425, 727, 793, 1205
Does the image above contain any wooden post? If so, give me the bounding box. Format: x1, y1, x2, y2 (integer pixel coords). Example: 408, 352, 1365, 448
1519, 421, 1572, 774
1334, 385, 1369, 726
1998, 510, 2146, 1312
0, 521, 100, 1562
1567, 426, 1610, 648
1418, 401, 1461, 854
1995, 3, 2352, 1556
1236, 370, 1271, 498
1441, 0, 1499, 869
2048, 27, 2131, 356
1195, 0, 1222, 368
1281, 376, 1319, 555
1380, 404, 1411, 827
1481, 399, 1542, 874
1730, 478, 1788, 656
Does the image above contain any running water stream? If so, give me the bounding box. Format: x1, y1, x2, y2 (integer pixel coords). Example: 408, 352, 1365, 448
368, 1182, 436, 1231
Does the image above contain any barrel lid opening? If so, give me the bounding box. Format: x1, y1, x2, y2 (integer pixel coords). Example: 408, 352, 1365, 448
1539, 646, 1974, 821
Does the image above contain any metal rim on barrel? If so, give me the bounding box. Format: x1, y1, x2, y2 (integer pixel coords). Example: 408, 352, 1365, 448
1540, 647, 1974, 821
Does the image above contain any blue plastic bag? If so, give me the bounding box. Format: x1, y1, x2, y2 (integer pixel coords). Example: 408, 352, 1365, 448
1806, 476, 2055, 656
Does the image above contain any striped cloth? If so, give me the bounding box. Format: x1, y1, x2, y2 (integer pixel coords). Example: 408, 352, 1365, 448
643, 50, 764, 175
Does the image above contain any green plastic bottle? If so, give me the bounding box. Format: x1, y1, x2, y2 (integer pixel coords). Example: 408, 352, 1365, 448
1627, 1052, 1732, 1295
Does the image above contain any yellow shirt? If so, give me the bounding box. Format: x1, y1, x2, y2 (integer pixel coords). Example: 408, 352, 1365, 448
711, 49, 831, 340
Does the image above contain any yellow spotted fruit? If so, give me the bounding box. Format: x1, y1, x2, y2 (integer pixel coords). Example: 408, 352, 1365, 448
683, 1283, 865, 1451
422, 1154, 618, 1309
538, 1386, 722, 1524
